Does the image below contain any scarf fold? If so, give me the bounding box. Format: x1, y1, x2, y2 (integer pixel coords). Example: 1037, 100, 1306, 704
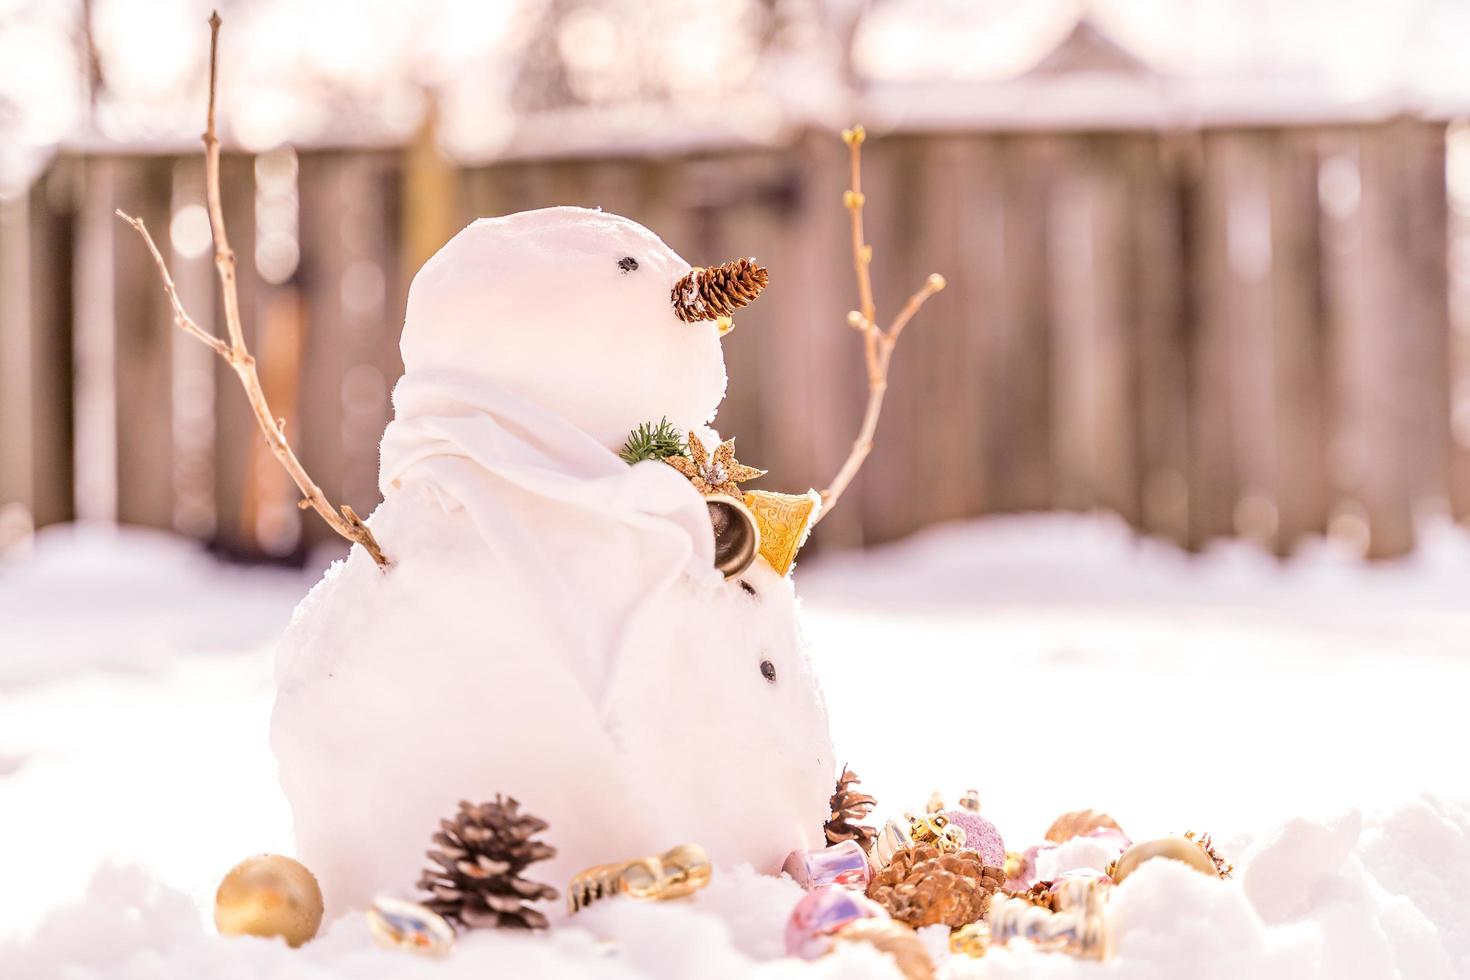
379, 369, 715, 707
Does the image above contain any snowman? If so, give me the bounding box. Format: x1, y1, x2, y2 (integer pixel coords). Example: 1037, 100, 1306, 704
270, 206, 836, 916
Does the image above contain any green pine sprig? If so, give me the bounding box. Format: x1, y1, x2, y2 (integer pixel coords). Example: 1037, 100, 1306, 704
619, 418, 689, 465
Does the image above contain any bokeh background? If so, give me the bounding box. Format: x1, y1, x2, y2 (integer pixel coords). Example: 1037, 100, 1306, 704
7, 4, 1470, 962
6, 0, 1470, 563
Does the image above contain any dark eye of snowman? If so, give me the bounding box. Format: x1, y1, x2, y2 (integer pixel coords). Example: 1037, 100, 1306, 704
618, 256, 639, 273
760, 659, 776, 683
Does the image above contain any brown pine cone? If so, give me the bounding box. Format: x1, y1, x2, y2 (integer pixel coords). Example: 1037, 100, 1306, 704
671, 258, 769, 322
418, 797, 559, 930
866, 844, 1005, 929
824, 767, 877, 851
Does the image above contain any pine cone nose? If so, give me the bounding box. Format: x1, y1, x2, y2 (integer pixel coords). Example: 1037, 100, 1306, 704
671, 258, 769, 323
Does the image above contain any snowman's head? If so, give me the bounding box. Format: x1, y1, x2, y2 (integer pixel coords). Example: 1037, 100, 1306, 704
401, 206, 761, 449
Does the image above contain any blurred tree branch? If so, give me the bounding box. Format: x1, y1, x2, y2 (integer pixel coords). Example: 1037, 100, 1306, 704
114, 11, 390, 568
816, 124, 945, 524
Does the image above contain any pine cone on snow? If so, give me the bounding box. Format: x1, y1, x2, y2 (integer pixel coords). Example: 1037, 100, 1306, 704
867, 843, 1005, 929
824, 767, 878, 851
671, 258, 769, 322
418, 797, 558, 930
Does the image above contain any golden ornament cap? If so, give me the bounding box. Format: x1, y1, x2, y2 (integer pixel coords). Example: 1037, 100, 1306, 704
214, 854, 324, 948
1111, 836, 1220, 883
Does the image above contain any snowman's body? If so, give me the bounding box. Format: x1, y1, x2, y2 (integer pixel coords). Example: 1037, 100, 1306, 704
271, 207, 835, 915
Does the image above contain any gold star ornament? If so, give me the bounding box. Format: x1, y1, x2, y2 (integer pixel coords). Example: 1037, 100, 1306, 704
665, 433, 766, 498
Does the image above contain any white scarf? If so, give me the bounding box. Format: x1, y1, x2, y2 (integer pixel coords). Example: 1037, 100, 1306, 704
378, 369, 716, 709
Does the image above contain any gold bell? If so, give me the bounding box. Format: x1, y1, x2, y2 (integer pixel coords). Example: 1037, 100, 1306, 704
708, 495, 760, 579
743, 489, 821, 577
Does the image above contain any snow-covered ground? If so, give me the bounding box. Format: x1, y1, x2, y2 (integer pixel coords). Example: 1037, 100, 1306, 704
2, 514, 1469, 978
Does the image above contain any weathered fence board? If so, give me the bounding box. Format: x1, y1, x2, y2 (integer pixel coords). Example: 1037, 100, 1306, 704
0, 121, 1457, 562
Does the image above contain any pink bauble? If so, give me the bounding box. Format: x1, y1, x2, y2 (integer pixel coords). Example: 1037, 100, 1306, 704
784, 886, 888, 960
943, 809, 1006, 867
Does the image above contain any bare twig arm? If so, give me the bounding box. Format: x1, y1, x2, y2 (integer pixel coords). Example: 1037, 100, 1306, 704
815, 126, 945, 524
114, 11, 389, 567
113, 211, 232, 361
201, 12, 246, 355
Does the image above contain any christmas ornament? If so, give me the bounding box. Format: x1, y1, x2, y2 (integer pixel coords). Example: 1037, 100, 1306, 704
782, 840, 871, 891
1004, 843, 1051, 890
871, 816, 914, 871
1008, 880, 1058, 910
1184, 830, 1234, 877
866, 843, 1004, 929
214, 854, 324, 948
987, 882, 1110, 960
665, 433, 766, 498
1045, 809, 1127, 846
619, 418, 688, 464
909, 811, 966, 854
925, 792, 945, 815
743, 489, 821, 577
1110, 836, 1222, 884
568, 843, 712, 913
824, 767, 877, 852
707, 496, 761, 579
671, 258, 769, 323
833, 918, 935, 980
950, 921, 990, 958
957, 789, 982, 813
1050, 869, 1113, 910
784, 885, 888, 959
941, 809, 1006, 868
366, 897, 456, 955
418, 797, 558, 930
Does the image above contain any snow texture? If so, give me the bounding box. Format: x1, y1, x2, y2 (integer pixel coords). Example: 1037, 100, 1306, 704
398, 207, 727, 451
4, 513, 1470, 978
273, 209, 834, 917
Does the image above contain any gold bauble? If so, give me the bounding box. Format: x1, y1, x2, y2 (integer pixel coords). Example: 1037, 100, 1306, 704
214, 854, 324, 947
833, 918, 935, 980
1111, 836, 1218, 884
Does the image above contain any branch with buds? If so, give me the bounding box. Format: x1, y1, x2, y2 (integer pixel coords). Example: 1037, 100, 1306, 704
115, 12, 389, 567
815, 126, 946, 524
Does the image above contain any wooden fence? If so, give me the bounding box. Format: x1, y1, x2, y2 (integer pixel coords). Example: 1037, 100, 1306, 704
0, 122, 1462, 561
